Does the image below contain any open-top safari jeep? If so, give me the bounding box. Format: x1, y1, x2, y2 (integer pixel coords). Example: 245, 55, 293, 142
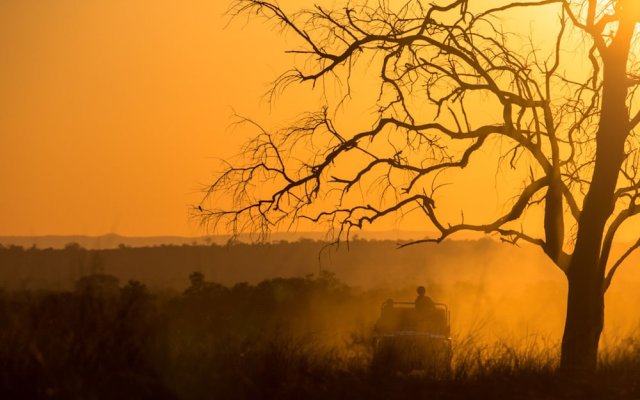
372, 300, 452, 373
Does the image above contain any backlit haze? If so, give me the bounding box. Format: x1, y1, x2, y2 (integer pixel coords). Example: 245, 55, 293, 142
1, 0, 297, 236
2, 0, 638, 243
6, 0, 640, 362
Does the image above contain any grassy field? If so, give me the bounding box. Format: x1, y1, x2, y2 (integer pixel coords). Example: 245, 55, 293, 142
2, 271, 640, 399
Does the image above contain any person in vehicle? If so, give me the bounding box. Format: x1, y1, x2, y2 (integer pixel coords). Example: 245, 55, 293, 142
415, 286, 434, 310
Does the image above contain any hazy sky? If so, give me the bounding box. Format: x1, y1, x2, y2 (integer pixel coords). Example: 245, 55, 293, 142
0, 0, 304, 236
0, 0, 550, 237
2, 1, 635, 241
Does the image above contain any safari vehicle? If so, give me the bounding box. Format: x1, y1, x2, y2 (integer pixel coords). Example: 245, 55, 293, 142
372, 300, 452, 373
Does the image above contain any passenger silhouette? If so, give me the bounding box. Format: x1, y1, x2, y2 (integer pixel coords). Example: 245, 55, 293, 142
415, 286, 434, 310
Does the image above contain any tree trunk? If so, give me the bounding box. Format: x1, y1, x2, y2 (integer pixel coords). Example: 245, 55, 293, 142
560, 256, 604, 374
559, 128, 619, 373
559, 18, 636, 374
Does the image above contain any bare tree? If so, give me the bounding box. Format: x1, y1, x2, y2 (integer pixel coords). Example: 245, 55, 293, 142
198, 0, 640, 374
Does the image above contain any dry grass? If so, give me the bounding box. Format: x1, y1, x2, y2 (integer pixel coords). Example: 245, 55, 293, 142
0, 275, 639, 399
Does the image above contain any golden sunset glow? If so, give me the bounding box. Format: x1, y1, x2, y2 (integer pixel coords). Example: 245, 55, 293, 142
0, 0, 568, 238
7, 1, 640, 395
0, 0, 303, 236
3, 0, 640, 251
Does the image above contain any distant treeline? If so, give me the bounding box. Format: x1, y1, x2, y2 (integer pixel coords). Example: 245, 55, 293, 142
0, 232, 433, 250
0, 238, 560, 291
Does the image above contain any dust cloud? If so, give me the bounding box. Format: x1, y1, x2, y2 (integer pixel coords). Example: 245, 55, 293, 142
2, 237, 640, 352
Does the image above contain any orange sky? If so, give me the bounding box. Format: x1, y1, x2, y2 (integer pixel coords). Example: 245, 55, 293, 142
0, 0, 306, 236
1, 0, 636, 241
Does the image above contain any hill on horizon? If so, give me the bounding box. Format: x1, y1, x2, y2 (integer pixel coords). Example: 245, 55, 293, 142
0, 231, 437, 250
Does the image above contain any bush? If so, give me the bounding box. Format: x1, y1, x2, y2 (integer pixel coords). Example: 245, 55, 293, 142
1, 272, 639, 399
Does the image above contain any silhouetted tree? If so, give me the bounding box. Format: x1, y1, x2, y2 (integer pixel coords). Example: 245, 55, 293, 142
184, 271, 227, 297
185, 271, 206, 295
64, 242, 83, 251
199, 0, 640, 374
121, 280, 148, 300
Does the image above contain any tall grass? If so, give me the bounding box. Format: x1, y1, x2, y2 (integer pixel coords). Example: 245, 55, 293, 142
0, 274, 638, 399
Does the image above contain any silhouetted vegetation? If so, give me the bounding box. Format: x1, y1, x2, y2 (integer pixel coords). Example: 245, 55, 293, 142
198, 0, 640, 373
2, 270, 640, 399
0, 238, 563, 291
